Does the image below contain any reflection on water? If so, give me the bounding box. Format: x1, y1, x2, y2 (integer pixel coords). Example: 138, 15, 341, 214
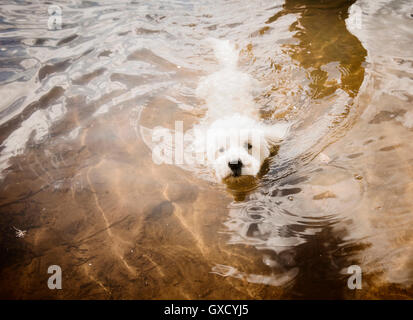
267, 0, 366, 99
0, 0, 412, 299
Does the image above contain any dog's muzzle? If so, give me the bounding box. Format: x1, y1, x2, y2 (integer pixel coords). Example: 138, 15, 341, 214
228, 159, 243, 177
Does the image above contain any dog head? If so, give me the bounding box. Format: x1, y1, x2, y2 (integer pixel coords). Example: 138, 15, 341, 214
193, 114, 289, 181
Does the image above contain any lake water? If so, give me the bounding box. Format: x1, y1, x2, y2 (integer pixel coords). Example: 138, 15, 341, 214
0, 0, 412, 299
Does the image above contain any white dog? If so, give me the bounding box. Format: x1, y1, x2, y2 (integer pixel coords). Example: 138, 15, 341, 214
193, 39, 289, 181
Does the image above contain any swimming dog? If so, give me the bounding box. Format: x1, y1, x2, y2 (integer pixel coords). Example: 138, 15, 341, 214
192, 39, 289, 181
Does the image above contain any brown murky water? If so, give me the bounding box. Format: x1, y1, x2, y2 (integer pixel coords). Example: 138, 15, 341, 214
0, 0, 412, 299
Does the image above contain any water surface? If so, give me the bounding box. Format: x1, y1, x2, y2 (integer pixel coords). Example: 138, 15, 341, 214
0, 0, 412, 299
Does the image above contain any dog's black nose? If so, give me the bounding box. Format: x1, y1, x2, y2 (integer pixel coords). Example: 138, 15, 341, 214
228, 159, 243, 176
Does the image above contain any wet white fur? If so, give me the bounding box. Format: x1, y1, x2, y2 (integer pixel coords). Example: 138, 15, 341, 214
193, 39, 289, 181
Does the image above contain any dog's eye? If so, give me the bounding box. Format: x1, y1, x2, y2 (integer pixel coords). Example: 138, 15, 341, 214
244, 142, 252, 150
219, 147, 224, 152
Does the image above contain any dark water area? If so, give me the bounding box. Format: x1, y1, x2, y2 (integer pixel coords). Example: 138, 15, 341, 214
0, 0, 412, 299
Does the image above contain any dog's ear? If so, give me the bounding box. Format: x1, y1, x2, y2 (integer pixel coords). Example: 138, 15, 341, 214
263, 122, 290, 144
